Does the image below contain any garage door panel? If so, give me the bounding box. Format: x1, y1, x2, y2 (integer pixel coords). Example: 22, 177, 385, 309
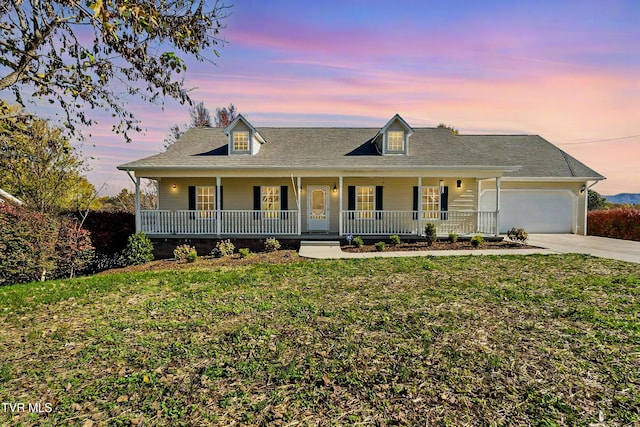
480, 190, 575, 233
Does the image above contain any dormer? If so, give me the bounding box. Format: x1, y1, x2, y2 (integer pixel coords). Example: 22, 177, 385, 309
373, 114, 414, 155
224, 114, 266, 155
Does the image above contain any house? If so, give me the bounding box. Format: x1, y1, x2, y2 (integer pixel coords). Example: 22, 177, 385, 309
0, 188, 24, 206
117, 114, 604, 238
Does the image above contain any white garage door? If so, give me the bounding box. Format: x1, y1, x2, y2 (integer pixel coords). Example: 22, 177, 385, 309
480, 190, 576, 233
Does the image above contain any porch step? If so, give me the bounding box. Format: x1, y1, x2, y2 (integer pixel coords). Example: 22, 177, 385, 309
300, 240, 342, 247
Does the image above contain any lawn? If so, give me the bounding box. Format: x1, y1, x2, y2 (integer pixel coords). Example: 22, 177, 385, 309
1, 254, 639, 426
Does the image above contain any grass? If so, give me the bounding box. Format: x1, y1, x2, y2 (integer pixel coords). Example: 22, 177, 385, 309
1, 254, 639, 426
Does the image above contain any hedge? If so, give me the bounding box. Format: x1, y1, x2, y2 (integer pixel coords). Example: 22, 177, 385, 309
588, 208, 640, 242
79, 210, 135, 254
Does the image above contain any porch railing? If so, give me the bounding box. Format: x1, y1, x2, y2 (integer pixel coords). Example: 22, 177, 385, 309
140, 209, 496, 236
139, 210, 299, 235
341, 210, 497, 235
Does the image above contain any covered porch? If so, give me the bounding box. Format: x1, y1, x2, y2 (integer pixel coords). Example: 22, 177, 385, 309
129, 173, 504, 237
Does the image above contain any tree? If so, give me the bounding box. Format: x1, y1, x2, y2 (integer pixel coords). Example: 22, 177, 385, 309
437, 123, 459, 135
164, 101, 237, 149
190, 101, 212, 127
0, 107, 95, 213
215, 103, 237, 127
588, 189, 607, 211
0, 1, 229, 141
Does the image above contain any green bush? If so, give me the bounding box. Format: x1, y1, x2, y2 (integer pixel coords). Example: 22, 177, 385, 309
353, 236, 364, 248
211, 239, 235, 258
186, 251, 198, 263
264, 237, 281, 253
389, 235, 401, 245
238, 248, 251, 258
448, 232, 458, 244
0, 203, 58, 285
375, 241, 386, 252
424, 223, 437, 246
507, 227, 528, 244
174, 244, 196, 262
125, 232, 154, 265
471, 235, 484, 247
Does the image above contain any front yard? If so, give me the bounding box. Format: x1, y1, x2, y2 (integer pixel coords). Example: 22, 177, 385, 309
1, 254, 639, 426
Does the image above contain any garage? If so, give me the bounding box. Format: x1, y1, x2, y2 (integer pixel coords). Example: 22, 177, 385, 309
480, 190, 577, 234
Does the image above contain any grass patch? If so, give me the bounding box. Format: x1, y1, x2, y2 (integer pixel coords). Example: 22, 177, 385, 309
1, 254, 639, 425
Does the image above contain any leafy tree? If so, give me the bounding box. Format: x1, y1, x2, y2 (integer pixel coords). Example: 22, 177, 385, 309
0, 0, 229, 141
588, 189, 607, 211
164, 102, 237, 149
215, 103, 237, 127
437, 123, 459, 135
0, 106, 95, 213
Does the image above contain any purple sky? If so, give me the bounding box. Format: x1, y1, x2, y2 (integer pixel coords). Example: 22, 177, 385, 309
76, 0, 639, 196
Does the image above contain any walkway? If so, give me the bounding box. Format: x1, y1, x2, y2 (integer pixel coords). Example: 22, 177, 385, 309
300, 235, 640, 264
298, 241, 555, 259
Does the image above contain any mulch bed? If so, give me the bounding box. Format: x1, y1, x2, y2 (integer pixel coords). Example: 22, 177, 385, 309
342, 240, 536, 253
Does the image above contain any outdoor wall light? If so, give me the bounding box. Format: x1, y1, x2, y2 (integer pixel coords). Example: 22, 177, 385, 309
580, 184, 586, 193
172, 183, 177, 190
439, 180, 444, 193
457, 179, 462, 188
333, 184, 338, 193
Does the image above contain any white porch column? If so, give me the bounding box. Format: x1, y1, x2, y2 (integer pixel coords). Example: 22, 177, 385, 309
134, 177, 141, 232
338, 176, 343, 236
417, 177, 422, 236
216, 176, 221, 236
495, 177, 501, 235
297, 176, 302, 235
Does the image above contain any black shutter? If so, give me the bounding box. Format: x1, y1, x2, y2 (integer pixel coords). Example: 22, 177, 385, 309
348, 186, 356, 219
375, 186, 383, 220
253, 186, 261, 220
280, 185, 288, 219
188, 186, 196, 219
413, 186, 419, 220
219, 186, 223, 210
441, 186, 449, 220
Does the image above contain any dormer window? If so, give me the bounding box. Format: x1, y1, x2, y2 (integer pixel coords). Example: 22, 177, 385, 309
233, 131, 249, 152
387, 131, 404, 152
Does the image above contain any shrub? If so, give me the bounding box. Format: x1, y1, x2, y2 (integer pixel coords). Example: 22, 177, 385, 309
353, 236, 364, 248
389, 235, 402, 245
0, 203, 57, 285
264, 237, 281, 253
186, 251, 198, 263
507, 227, 529, 244
211, 239, 235, 258
471, 235, 484, 247
53, 216, 95, 279
375, 241, 386, 252
588, 208, 640, 241
174, 244, 197, 262
239, 248, 251, 258
424, 223, 437, 246
80, 210, 135, 255
125, 232, 154, 265
448, 232, 458, 244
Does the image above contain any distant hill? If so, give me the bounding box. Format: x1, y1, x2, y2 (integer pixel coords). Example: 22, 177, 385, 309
604, 193, 640, 205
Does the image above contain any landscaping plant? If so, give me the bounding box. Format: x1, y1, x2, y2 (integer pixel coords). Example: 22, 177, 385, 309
173, 244, 197, 262
507, 227, 529, 244
264, 237, 281, 253
125, 232, 154, 266
389, 235, 402, 245
424, 223, 437, 246
375, 241, 386, 252
353, 236, 364, 248
448, 232, 458, 244
471, 234, 484, 247
238, 248, 251, 258
211, 239, 235, 258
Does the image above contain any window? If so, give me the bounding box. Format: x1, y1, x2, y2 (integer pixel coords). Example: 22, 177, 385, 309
357, 186, 375, 219
261, 186, 280, 219
422, 186, 440, 219
233, 131, 249, 152
197, 186, 215, 218
387, 131, 404, 151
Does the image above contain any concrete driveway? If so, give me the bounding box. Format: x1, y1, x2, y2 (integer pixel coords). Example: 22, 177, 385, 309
527, 234, 640, 264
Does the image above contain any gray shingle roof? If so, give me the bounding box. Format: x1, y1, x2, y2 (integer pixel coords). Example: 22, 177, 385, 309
117, 127, 604, 179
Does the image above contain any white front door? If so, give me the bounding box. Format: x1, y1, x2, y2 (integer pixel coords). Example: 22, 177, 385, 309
307, 186, 330, 231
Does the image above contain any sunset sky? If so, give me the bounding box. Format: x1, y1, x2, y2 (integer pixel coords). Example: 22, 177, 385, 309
78, 0, 639, 196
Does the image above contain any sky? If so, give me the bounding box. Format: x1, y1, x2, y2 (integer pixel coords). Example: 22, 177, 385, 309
68, 0, 640, 195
